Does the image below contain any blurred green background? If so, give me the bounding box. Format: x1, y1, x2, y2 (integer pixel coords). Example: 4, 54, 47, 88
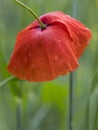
0, 0, 98, 130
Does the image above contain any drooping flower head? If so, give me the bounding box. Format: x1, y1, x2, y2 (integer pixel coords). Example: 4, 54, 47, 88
7, 11, 92, 82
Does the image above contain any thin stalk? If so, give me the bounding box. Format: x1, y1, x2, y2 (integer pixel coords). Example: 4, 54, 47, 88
69, 72, 74, 130
12, 0, 46, 29
73, 0, 77, 18
0, 76, 15, 88
69, 0, 77, 130
16, 101, 22, 130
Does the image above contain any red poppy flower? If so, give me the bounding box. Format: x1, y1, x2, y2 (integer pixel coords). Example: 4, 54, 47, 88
7, 11, 92, 82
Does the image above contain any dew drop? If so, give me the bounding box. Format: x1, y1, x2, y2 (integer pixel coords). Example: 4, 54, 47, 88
28, 53, 32, 56
24, 58, 27, 62
58, 40, 61, 43
14, 65, 17, 69
54, 55, 58, 60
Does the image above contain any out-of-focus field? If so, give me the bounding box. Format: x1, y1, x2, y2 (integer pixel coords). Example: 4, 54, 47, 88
0, 0, 98, 130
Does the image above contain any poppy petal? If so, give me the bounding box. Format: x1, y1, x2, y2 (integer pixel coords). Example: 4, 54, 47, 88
7, 11, 92, 82
63, 15, 92, 58
40, 11, 92, 58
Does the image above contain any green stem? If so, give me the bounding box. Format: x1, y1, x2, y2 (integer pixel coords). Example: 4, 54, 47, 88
0, 76, 15, 88
69, 1, 77, 130
12, 0, 46, 29
73, 0, 77, 18
69, 72, 74, 130
16, 101, 22, 130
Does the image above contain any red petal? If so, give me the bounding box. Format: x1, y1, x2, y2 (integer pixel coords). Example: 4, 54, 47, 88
8, 22, 79, 81
7, 11, 92, 82
63, 15, 92, 58
8, 28, 51, 81
40, 11, 92, 58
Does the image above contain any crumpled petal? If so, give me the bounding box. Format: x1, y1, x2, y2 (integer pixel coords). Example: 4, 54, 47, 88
40, 11, 92, 58
7, 11, 92, 82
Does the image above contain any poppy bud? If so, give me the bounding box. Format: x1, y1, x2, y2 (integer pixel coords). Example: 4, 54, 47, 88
7, 11, 92, 82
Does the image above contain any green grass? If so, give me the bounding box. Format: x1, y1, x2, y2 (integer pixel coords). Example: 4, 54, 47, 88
0, 0, 98, 130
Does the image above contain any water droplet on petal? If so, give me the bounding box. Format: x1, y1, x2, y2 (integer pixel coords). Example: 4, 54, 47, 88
54, 55, 58, 60
24, 58, 27, 62
28, 53, 32, 56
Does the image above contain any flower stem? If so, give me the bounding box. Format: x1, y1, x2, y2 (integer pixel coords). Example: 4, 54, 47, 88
16, 100, 22, 130
12, 0, 46, 29
69, 0, 77, 129
0, 76, 15, 88
69, 72, 74, 130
